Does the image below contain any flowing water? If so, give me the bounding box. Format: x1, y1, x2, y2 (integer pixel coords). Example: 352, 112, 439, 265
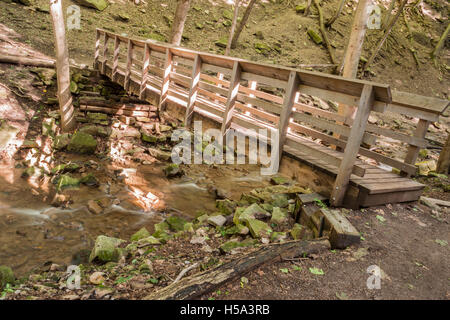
0, 161, 270, 276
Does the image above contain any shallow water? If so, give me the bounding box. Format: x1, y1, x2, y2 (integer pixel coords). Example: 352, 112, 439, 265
0, 162, 270, 276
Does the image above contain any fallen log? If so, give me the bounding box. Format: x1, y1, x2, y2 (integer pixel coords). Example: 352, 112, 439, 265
79, 98, 157, 111
0, 53, 56, 68
79, 105, 156, 117
144, 239, 330, 300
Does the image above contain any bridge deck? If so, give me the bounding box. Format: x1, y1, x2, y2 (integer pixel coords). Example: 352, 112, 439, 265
94, 59, 425, 208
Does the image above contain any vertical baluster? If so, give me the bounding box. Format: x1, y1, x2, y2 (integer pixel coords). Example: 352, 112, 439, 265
185, 54, 202, 127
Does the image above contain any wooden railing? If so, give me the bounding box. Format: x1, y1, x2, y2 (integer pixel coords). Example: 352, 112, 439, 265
93, 29, 449, 206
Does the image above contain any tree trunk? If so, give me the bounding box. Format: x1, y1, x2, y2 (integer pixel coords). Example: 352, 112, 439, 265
49, 0, 76, 132
230, 0, 258, 49
437, 134, 450, 174
431, 22, 450, 59
169, 0, 191, 46
336, 0, 372, 120
364, 0, 408, 71
144, 239, 330, 300
326, 0, 347, 28
225, 0, 240, 55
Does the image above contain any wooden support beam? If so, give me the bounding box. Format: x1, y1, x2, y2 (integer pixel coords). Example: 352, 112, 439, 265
221, 61, 242, 137
185, 54, 202, 127
277, 70, 300, 162
112, 35, 120, 82
401, 119, 430, 176
331, 84, 374, 206
101, 33, 109, 74
158, 48, 173, 112
139, 43, 150, 100
124, 39, 133, 92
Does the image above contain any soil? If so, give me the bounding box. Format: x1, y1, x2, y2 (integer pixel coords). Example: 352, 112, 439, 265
0, 0, 449, 301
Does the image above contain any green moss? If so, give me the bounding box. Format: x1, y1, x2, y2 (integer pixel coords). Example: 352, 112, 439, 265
67, 132, 97, 154
0, 266, 14, 289
130, 227, 151, 242
307, 29, 323, 45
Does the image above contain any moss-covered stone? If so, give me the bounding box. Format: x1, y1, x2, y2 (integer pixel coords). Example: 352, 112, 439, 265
73, 0, 109, 11
137, 236, 160, 246
56, 174, 80, 190
51, 163, 80, 174
295, 4, 307, 13
290, 223, 313, 240
67, 132, 97, 154
270, 176, 291, 185
130, 227, 151, 242
234, 203, 270, 225
215, 37, 228, 48
216, 199, 237, 215
80, 173, 99, 187
245, 219, 272, 238
271, 207, 289, 224
0, 265, 14, 289
163, 163, 183, 178
52, 133, 71, 150
166, 215, 188, 232
270, 231, 287, 243
271, 193, 289, 208
219, 238, 258, 253
255, 42, 271, 55
79, 124, 110, 137
89, 235, 125, 263
307, 29, 323, 45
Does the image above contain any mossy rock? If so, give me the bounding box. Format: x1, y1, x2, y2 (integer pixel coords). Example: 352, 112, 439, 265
141, 132, 158, 143
21, 166, 43, 179
152, 230, 172, 243
222, 9, 233, 20
295, 4, 307, 13
51, 163, 80, 174
148, 33, 166, 42
52, 133, 71, 150
0, 266, 14, 289
80, 173, 99, 187
166, 215, 188, 232
245, 219, 272, 238
195, 23, 204, 29
307, 29, 323, 45
79, 125, 110, 137
270, 176, 291, 185
233, 203, 269, 225
163, 163, 183, 178
216, 199, 236, 215
56, 174, 80, 190
270, 231, 287, 243
270, 207, 289, 224
215, 37, 228, 48
130, 227, 151, 242
290, 223, 313, 240
73, 0, 109, 11
254, 42, 271, 55
87, 112, 108, 123
67, 132, 97, 154
89, 235, 126, 263
219, 238, 258, 253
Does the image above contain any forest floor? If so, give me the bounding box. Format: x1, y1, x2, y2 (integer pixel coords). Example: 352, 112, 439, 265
0, 0, 449, 300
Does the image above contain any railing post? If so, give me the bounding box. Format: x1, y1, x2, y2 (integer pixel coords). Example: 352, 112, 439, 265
331, 84, 375, 207
139, 42, 150, 101
185, 54, 202, 127
221, 61, 241, 137
401, 119, 430, 176
124, 39, 133, 92
94, 29, 100, 69
101, 33, 109, 74
277, 71, 300, 163
112, 35, 120, 82
158, 48, 173, 112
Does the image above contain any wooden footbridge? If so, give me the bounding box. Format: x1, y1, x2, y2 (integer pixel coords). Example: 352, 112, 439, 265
92, 29, 449, 208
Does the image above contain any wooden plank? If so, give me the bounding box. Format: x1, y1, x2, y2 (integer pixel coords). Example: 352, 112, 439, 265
359, 188, 423, 207
94, 29, 101, 67
402, 119, 430, 176
331, 84, 374, 206
358, 180, 423, 194
158, 48, 173, 112
221, 61, 242, 137
185, 54, 202, 126
101, 33, 109, 74
112, 35, 120, 82
124, 39, 133, 92
391, 90, 449, 115
316, 208, 360, 249
277, 71, 300, 163
139, 43, 150, 100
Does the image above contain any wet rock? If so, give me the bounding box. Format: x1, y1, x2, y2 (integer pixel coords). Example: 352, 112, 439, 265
148, 148, 171, 161
56, 174, 80, 190
219, 238, 258, 253
53, 133, 71, 150
130, 227, 151, 242
89, 272, 105, 285
87, 112, 108, 124
67, 132, 97, 154
73, 0, 109, 11
207, 215, 227, 227
0, 265, 14, 289
51, 163, 80, 174
87, 200, 103, 214
245, 219, 272, 239
137, 236, 160, 246
270, 207, 289, 224
163, 163, 182, 177
89, 235, 126, 263
166, 215, 188, 232
20, 140, 39, 149
80, 173, 99, 187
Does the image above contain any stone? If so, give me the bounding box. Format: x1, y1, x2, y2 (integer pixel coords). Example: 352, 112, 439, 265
207, 215, 227, 227
163, 163, 183, 177
89, 272, 105, 285
254, 42, 271, 55
20, 140, 39, 149
416, 160, 437, 176
245, 219, 272, 238
118, 13, 130, 22
79, 125, 110, 137
219, 238, 258, 253
135, 117, 151, 123
130, 227, 150, 242
42, 117, 56, 137
137, 236, 160, 246
159, 125, 172, 132
67, 132, 97, 154
57, 174, 80, 190
270, 176, 290, 185
290, 223, 311, 240
270, 231, 287, 242
122, 126, 141, 138
87, 112, 108, 124
141, 131, 157, 143
138, 259, 153, 273
271, 207, 289, 224
216, 199, 237, 215
87, 200, 103, 214
271, 193, 289, 208
222, 9, 233, 20
234, 203, 270, 225
307, 29, 323, 44
148, 148, 171, 161
215, 37, 228, 48
51, 163, 80, 174
166, 215, 188, 232
21, 166, 42, 179
295, 4, 307, 13
80, 173, 99, 187
0, 265, 14, 289
52, 133, 71, 150
73, 0, 109, 11
89, 235, 126, 263
119, 115, 135, 125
